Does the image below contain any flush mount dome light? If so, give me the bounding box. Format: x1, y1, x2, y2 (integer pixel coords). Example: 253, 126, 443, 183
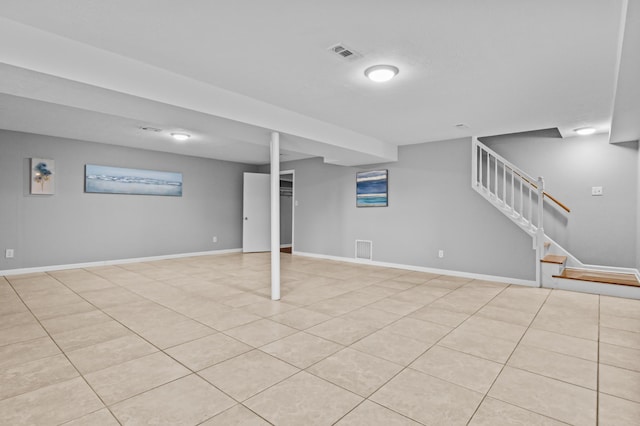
364, 65, 399, 82
574, 127, 596, 136
171, 132, 191, 141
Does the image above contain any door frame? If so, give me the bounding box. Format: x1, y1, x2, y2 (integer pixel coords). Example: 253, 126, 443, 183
280, 169, 295, 253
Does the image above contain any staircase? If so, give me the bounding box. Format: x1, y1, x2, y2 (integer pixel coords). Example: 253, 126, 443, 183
472, 138, 640, 299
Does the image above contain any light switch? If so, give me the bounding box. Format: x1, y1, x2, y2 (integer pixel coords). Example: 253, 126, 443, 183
591, 186, 603, 196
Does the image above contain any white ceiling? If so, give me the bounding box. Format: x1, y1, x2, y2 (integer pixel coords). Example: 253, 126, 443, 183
0, 0, 637, 165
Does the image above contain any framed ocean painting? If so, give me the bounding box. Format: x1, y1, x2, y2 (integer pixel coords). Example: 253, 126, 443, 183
356, 169, 388, 207
85, 164, 183, 196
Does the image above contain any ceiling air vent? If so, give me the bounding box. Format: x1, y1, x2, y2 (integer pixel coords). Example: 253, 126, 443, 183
328, 43, 362, 61
139, 126, 162, 132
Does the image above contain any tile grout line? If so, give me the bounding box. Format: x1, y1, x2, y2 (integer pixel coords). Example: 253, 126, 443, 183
34, 268, 245, 422
5, 273, 125, 426
62, 260, 373, 424
320, 278, 514, 425
212, 273, 464, 425
47, 268, 283, 419
5, 256, 633, 424
31, 265, 476, 424
212, 293, 409, 414
464, 286, 560, 425
73, 260, 285, 423
475, 289, 608, 424
74, 265, 280, 358
332, 279, 554, 424
194, 404, 276, 426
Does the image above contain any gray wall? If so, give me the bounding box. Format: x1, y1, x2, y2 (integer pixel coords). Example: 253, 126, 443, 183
282, 138, 536, 280
0, 130, 256, 271
638, 146, 640, 269
483, 132, 638, 268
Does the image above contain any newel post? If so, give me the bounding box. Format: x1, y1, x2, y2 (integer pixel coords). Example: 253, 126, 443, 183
536, 176, 545, 287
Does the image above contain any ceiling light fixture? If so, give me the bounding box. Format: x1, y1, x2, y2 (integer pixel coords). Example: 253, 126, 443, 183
171, 132, 191, 141
574, 127, 596, 136
364, 65, 399, 82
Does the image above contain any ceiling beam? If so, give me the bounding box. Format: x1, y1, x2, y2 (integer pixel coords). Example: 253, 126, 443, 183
0, 17, 397, 165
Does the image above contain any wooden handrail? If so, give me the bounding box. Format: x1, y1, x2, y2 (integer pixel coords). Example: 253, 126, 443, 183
511, 169, 571, 213
542, 191, 571, 213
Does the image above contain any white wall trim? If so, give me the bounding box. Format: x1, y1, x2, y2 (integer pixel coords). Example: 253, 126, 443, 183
2, 247, 538, 287
281, 169, 295, 254
293, 251, 538, 287
0, 248, 242, 276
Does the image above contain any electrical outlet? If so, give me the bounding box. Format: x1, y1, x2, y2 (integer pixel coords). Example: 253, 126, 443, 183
591, 186, 603, 196
5, 249, 14, 258
212, 236, 218, 243
438, 250, 444, 258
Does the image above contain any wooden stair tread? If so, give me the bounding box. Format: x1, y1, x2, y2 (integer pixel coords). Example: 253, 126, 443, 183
553, 268, 640, 287
541, 254, 567, 264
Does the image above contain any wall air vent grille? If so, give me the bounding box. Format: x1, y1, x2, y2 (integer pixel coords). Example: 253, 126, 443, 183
328, 43, 362, 61
355, 240, 373, 261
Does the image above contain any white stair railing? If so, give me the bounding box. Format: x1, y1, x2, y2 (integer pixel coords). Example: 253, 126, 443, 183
472, 138, 640, 291
471, 138, 545, 235
472, 137, 546, 284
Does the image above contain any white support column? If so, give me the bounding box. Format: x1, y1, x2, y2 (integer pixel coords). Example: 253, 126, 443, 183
270, 131, 281, 300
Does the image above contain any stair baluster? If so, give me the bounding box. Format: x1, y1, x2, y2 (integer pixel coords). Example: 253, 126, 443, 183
472, 137, 640, 297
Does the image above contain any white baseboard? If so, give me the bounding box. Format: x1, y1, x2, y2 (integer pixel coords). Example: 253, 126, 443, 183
280, 244, 292, 248
293, 251, 538, 287
0, 248, 242, 277
2, 247, 538, 288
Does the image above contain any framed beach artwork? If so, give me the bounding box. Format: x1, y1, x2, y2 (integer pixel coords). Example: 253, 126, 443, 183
85, 164, 183, 196
356, 169, 388, 207
31, 158, 55, 195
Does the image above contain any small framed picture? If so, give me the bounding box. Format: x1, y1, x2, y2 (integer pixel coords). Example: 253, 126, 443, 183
31, 158, 55, 195
356, 169, 388, 207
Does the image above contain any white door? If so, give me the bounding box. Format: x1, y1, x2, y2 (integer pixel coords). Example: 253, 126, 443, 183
242, 172, 270, 252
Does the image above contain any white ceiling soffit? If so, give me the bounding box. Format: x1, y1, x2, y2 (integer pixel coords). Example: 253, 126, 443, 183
0, 64, 315, 164
0, 16, 397, 166
610, 0, 640, 144
0, 1, 632, 159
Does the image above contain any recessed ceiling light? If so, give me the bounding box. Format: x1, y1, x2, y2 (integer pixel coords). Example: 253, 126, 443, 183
364, 65, 399, 82
171, 132, 191, 141
574, 127, 596, 136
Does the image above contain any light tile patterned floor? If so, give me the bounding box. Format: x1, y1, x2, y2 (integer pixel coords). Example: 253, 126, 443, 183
1, 253, 640, 425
